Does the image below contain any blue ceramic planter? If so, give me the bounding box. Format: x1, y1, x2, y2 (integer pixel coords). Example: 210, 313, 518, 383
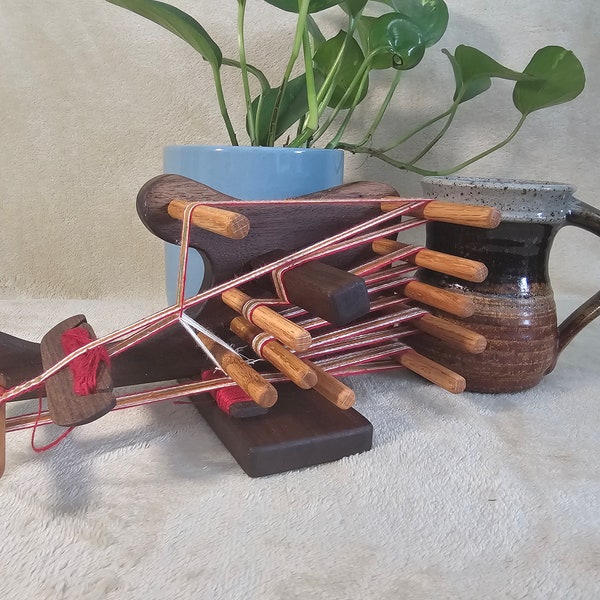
163, 145, 344, 303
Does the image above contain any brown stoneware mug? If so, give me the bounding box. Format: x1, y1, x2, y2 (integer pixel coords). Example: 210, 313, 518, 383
413, 176, 600, 393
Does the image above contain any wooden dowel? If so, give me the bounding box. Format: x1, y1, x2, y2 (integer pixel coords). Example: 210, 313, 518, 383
414, 314, 487, 354
302, 360, 355, 409
395, 350, 466, 393
195, 331, 277, 408
380, 198, 501, 229
167, 199, 250, 239
404, 281, 474, 318
0, 402, 5, 479
222, 288, 312, 352
230, 317, 318, 389
0, 375, 6, 478
372, 238, 488, 283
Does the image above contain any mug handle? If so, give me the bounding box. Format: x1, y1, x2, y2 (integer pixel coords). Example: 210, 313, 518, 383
556, 198, 600, 354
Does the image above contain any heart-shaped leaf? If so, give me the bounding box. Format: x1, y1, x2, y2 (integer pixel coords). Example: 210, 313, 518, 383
106, 0, 222, 67
342, 0, 369, 17
367, 12, 425, 70
314, 30, 368, 108
513, 46, 585, 115
444, 45, 529, 103
306, 15, 326, 50
441, 48, 491, 103
372, 0, 448, 47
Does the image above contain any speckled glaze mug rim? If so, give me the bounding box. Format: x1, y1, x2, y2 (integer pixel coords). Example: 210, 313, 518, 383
421, 176, 578, 225
421, 175, 576, 194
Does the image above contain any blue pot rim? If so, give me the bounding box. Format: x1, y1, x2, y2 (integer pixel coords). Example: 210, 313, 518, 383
164, 145, 343, 156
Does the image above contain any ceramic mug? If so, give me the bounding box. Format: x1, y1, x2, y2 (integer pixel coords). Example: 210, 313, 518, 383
412, 176, 600, 393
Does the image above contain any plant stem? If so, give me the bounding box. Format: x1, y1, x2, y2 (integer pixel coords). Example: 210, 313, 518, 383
377, 107, 453, 153
289, 11, 362, 148
326, 68, 370, 148
297, 27, 319, 144
339, 144, 438, 175
237, 0, 255, 144
351, 70, 402, 148
266, 0, 311, 146
309, 50, 377, 145
432, 113, 528, 176
222, 58, 270, 92
341, 114, 528, 176
211, 64, 238, 145
407, 99, 461, 165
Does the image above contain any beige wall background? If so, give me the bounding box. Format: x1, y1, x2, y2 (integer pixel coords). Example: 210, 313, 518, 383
1, 0, 599, 309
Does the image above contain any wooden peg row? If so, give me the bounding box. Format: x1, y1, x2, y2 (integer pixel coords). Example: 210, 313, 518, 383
221, 288, 312, 352
167, 199, 250, 240
301, 359, 356, 410
404, 281, 474, 318
194, 330, 277, 408
413, 314, 486, 354
229, 317, 318, 389
395, 350, 466, 393
380, 198, 501, 229
372, 238, 488, 283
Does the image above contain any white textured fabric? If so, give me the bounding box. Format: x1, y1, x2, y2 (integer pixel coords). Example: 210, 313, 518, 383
1, 0, 599, 596
0, 297, 598, 599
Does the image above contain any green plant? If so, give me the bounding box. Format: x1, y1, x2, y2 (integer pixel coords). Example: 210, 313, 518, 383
105, 0, 585, 176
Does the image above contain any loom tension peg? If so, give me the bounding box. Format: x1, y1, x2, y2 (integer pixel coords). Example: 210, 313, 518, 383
301, 360, 356, 410
229, 317, 318, 390
372, 238, 489, 284
404, 281, 475, 318
194, 330, 278, 408
380, 198, 501, 229
395, 350, 466, 393
168, 199, 250, 240
413, 314, 487, 354
221, 288, 312, 352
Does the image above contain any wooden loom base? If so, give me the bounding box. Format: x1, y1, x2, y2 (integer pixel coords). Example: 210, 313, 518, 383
191, 382, 373, 478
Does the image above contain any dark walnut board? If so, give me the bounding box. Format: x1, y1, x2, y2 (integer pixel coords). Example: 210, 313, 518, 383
192, 382, 373, 477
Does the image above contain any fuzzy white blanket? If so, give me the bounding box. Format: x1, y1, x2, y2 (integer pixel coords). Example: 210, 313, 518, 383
0, 296, 598, 600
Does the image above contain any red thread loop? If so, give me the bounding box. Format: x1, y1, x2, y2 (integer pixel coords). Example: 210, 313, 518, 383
201, 370, 252, 415
31, 395, 74, 453
61, 327, 110, 396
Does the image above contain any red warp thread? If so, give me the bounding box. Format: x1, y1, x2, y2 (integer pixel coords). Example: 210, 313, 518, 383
31, 395, 74, 453
201, 370, 252, 415
61, 327, 110, 396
